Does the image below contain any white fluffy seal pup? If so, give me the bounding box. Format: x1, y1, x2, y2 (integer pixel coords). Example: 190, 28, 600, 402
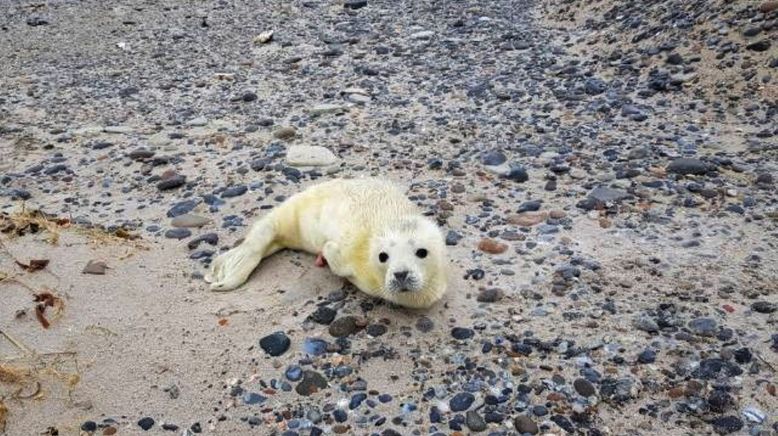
205, 178, 447, 309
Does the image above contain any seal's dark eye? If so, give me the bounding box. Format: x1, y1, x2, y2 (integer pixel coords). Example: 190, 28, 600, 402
379, 252, 389, 263
416, 248, 428, 259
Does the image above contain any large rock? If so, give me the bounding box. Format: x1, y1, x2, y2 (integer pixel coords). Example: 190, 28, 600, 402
286, 145, 338, 167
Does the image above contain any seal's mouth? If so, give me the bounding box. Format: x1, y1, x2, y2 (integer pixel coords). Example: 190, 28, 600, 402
389, 277, 421, 293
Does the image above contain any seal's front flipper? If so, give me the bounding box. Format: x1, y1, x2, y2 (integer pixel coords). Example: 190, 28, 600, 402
322, 241, 352, 277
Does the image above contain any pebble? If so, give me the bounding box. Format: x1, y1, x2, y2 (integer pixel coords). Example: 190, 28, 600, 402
344, 0, 367, 9
285, 365, 303, 382
221, 185, 248, 198
328, 316, 360, 337
286, 145, 338, 167
171, 214, 211, 228
667, 158, 710, 175
165, 228, 192, 239
242, 392, 267, 405
259, 331, 291, 356
507, 212, 546, 227
137, 417, 155, 431
637, 349, 657, 364
295, 370, 328, 396
751, 301, 776, 313
481, 150, 507, 166
309, 104, 347, 116
302, 338, 329, 356
187, 233, 218, 249
503, 164, 529, 182
688, 317, 717, 336
273, 126, 297, 140
513, 416, 539, 434
309, 306, 337, 324
366, 324, 387, 337
476, 288, 503, 303
445, 230, 463, 246
449, 392, 475, 412
710, 416, 744, 434
573, 378, 596, 397
465, 411, 487, 432
478, 238, 508, 254
167, 200, 197, 218
157, 174, 186, 190
415, 316, 434, 333
451, 327, 474, 340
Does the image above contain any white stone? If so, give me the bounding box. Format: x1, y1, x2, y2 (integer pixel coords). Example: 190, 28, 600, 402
187, 117, 208, 126
255, 30, 273, 44
286, 145, 338, 167
410, 30, 435, 39
308, 104, 347, 116
103, 125, 133, 134
147, 132, 172, 147
483, 162, 511, 177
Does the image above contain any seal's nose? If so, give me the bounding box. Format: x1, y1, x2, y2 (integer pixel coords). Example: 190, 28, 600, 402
393, 271, 409, 282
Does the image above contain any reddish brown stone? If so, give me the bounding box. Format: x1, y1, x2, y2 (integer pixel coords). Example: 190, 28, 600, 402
478, 238, 508, 254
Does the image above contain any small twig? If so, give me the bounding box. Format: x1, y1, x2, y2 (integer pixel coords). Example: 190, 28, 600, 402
755, 350, 776, 372
0, 276, 36, 292
0, 329, 33, 356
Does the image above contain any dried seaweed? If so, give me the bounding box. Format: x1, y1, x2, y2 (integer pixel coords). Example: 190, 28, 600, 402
15, 259, 49, 272
32, 291, 64, 330
0, 399, 7, 433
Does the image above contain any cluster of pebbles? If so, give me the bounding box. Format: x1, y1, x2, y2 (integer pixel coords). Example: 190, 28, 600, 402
1, 0, 775, 435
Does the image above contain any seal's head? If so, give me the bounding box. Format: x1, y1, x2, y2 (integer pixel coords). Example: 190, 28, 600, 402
369, 216, 447, 308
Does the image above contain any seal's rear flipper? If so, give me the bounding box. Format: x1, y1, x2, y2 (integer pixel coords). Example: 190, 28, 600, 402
315, 253, 328, 267
208, 216, 276, 291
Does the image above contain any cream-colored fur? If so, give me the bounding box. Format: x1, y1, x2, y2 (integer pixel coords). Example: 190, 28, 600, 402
205, 178, 448, 309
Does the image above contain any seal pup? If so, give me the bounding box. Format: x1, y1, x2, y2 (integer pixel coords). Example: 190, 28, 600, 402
205, 178, 447, 308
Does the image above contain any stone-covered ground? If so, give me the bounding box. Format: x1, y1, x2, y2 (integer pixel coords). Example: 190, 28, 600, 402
0, 0, 776, 435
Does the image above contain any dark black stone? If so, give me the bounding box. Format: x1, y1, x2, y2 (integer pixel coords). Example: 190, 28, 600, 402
80, 421, 97, 432
503, 164, 529, 182
188, 233, 218, 249
165, 228, 191, 239
259, 331, 291, 356
445, 230, 463, 246
138, 417, 155, 431
221, 185, 248, 198
517, 199, 542, 213
344, 0, 367, 9
451, 327, 474, 340
667, 158, 711, 175
752, 301, 776, 313
309, 306, 337, 324
710, 416, 743, 434
157, 175, 186, 190
481, 150, 507, 166
573, 378, 596, 397
366, 324, 387, 337
666, 53, 684, 65
746, 40, 771, 52
449, 392, 475, 412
